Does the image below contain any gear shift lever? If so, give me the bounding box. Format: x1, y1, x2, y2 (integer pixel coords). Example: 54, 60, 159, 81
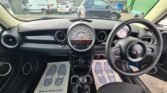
71, 75, 92, 93
79, 76, 87, 85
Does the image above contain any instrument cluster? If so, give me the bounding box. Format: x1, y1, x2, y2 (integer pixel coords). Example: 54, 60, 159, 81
66, 22, 130, 52
67, 22, 96, 52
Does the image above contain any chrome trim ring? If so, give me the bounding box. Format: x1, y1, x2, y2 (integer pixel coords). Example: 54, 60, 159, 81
55, 30, 66, 43
1, 35, 18, 48
67, 22, 96, 52
97, 31, 107, 42
0, 62, 12, 77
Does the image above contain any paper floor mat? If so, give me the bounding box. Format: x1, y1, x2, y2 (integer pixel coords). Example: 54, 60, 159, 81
34, 62, 70, 93
92, 60, 122, 90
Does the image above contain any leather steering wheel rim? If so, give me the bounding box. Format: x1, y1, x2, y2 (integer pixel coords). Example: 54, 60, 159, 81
105, 18, 163, 76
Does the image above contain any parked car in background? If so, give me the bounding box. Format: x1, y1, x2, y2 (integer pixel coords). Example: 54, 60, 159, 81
77, 0, 121, 20
57, 1, 77, 14
24, 0, 57, 14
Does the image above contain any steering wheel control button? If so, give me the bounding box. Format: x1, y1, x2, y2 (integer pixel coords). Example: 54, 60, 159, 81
55, 64, 66, 86
44, 65, 57, 86
95, 62, 106, 84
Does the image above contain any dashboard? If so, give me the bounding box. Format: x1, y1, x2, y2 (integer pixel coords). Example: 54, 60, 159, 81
0, 19, 157, 55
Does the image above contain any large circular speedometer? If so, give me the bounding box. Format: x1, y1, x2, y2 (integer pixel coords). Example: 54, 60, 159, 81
67, 22, 95, 52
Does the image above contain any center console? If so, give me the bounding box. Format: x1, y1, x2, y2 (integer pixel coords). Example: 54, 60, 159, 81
69, 52, 94, 93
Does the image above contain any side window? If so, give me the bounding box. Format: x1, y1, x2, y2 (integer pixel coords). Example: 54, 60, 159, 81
94, 0, 108, 8
84, 0, 93, 8
157, 15, 167, 30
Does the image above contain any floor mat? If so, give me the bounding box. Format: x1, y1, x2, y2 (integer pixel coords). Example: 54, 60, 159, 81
34, 62, 70, 93
92, 60, 122, 90
139, 74, 167, 93
130, 65, 167, 93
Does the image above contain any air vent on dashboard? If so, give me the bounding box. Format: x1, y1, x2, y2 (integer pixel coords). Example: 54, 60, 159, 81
55, 31, 66, 43
97, 31, 107, 42
1, 35, 18, 48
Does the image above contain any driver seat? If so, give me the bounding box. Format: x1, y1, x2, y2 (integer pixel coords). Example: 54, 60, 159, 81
97, 82, 145, 93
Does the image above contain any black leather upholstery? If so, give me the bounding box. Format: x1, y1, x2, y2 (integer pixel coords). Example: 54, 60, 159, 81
97, 82, 145, 93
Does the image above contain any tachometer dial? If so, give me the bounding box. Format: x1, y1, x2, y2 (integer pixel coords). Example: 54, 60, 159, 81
116, 26, 129, 38
68, 22, 95, 52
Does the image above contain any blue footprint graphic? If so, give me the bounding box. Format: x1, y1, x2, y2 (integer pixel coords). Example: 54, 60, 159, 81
44, 65, 57, 86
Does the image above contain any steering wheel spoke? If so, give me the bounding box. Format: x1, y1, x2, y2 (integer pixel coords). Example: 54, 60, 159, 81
110, 46, 123, 62
146, 43, 158, 57
112, 47, 121, 56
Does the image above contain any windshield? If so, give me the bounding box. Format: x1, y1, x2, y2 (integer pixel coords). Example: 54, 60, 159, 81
0, 0, 159, 21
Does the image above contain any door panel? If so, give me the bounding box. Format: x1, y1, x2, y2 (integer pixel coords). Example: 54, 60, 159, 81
0, 45, 46, 93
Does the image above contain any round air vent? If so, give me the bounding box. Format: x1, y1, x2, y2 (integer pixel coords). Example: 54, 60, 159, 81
1, 35, 18, 48
55, 31, 66, 43
97, 31, 107, 42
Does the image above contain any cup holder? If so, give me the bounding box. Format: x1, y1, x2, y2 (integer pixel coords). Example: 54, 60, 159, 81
84, 75, 93, 84
71, 75, 79, 85
0, 62, 12, 77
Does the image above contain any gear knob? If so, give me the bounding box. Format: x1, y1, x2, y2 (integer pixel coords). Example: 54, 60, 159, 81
79, 76, 87, 84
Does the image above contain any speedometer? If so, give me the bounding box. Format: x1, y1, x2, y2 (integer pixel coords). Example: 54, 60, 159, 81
67, 22, 95, 52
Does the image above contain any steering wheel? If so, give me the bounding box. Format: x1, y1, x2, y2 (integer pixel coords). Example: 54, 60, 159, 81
105, 18, 163, 76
